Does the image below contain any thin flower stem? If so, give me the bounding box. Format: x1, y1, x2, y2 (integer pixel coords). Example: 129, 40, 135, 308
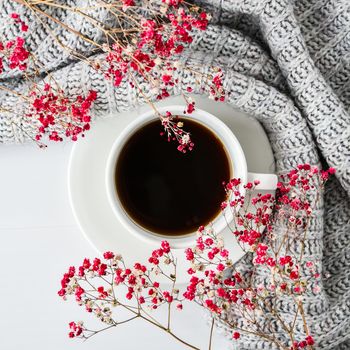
275, 228, 290, 256
116, 315, 139, 326
138, 314, 200, 350
139, 306, 164, 328
298, 204, 315, 264
0, 84, 30, 101
299, 302, 310, 336
21, 2, 95, 65
9, 121, 46, 147
225, 263, 293, 339
208, 319, 215, 350
24, 2, 104, 50
167, 299, 171, 330
220, 318, 288, 350
167, 258, 177, 331
83, 324, 116, 340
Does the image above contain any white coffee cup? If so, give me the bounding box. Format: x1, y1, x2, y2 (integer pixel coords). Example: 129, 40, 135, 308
106, 106, 277, 249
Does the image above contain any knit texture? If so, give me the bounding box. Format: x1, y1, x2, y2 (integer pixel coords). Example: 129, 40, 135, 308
1, 1, 349, 349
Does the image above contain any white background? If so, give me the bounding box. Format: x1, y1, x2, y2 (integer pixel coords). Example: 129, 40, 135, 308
0, 142, 231, 350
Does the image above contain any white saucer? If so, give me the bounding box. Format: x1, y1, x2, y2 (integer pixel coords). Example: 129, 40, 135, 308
68, 95, 275, 284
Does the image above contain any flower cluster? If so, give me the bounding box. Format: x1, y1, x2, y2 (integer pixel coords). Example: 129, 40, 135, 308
25, 84, 97, 144
159, 111, 194, 153
184, 225, 251, 337
182, 165, 333, 347
104, 4, 208, 90
95, 1, 224, 151
59, 165, 333, 349
0, 13, 98, 146
0, 14, 29, 74
293, 335, 315, 349
2, 4, 225, 151
10, 12, 28, 32
58, 241, 185, 342
68, 321, 83, 338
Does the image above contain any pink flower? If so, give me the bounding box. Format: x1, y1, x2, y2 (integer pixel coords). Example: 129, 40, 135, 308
97, 286, 108, 298
306, 335, 314, 345
232, 332, 240, 340
185, 248, 194, 261
186, 102, 195, 114
7, 37, 29, 71
122, 0, 135, 8
161, 74, 172, 83
161, 241, 171, 253
103, 251, 115, 259
26, 86, 97, 143
68, 322, 83, 338
289, 270, 299, 280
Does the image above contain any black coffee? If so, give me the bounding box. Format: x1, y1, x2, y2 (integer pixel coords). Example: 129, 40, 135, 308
115, 118, 230, 236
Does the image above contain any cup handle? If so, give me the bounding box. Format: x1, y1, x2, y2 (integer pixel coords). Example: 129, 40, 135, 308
247, 172, 278, 191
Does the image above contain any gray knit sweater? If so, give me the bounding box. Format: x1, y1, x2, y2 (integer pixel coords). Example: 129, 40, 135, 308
1, 0, 349, 349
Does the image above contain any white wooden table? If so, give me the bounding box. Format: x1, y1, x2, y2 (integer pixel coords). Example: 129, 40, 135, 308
0, 142, 231, 350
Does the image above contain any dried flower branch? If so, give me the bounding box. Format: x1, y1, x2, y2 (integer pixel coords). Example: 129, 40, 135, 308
0, 13, 98, 145
1, 1, 225, 149
59, 243, 201, 349
59, 165, 335, 350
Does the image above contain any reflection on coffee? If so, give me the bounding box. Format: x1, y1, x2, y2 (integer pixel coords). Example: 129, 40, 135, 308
115, 118, 230, 236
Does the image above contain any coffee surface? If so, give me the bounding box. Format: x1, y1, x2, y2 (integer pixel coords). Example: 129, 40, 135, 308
115, 118, 230, 236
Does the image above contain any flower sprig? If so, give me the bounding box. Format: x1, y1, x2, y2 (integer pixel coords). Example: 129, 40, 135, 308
0, 13, 29, 74
59, 165, 335, 350
27, 84, 97, 143
184, 164, 334, 349
59, 242, 200, 349
0, 13, 98, 146
2, 1, 225, 150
